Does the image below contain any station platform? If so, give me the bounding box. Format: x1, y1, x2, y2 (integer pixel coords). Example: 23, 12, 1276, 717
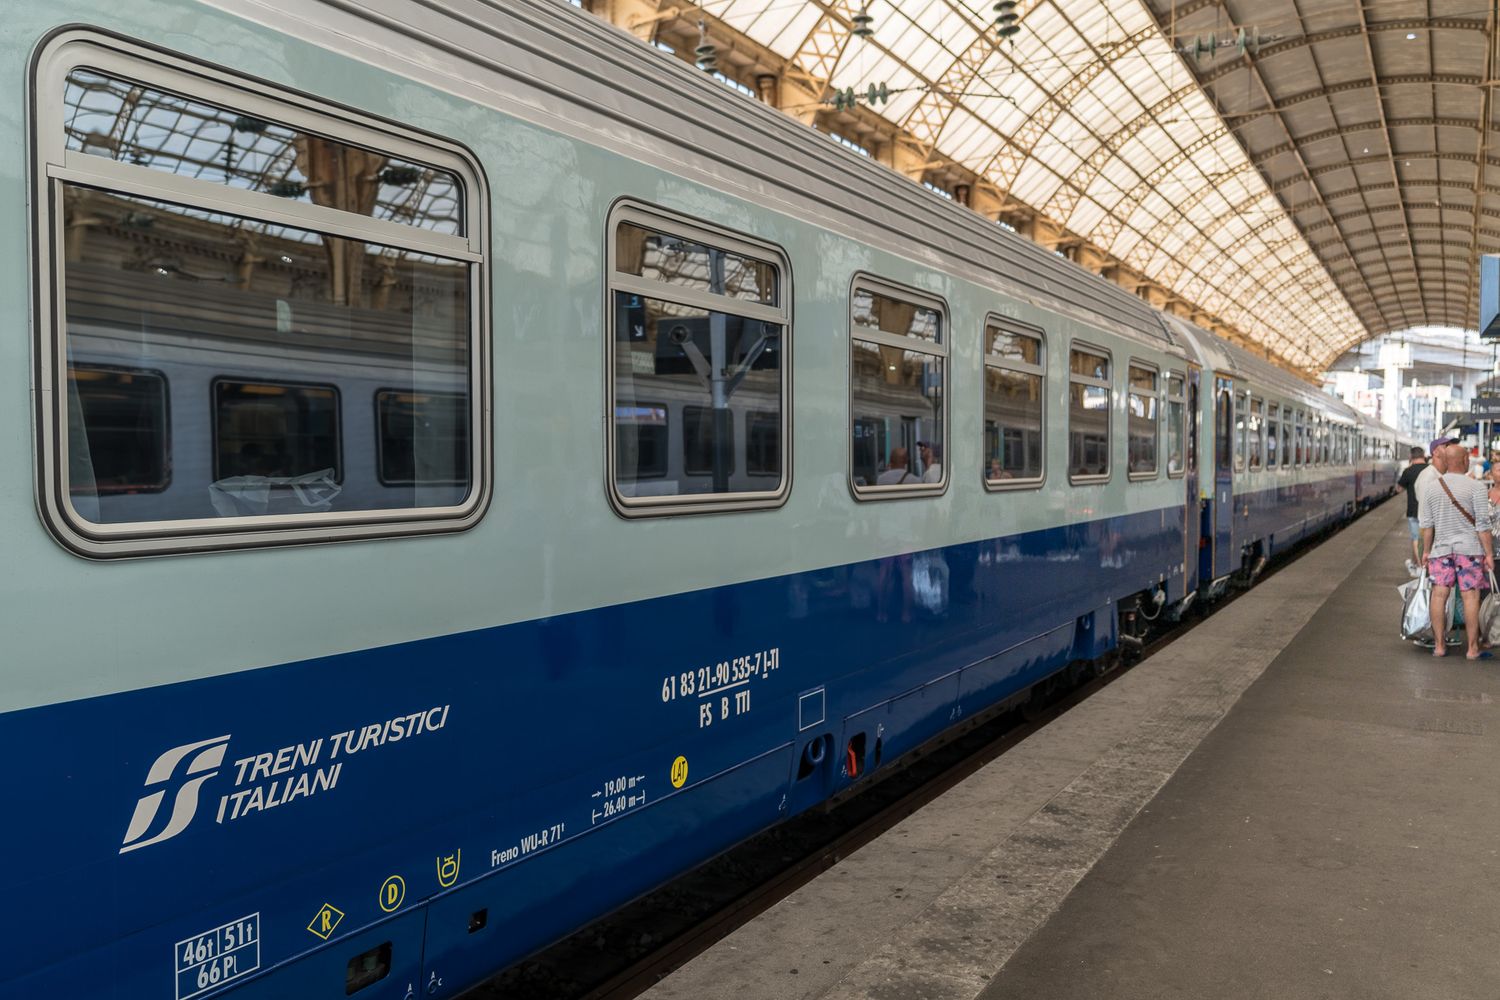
642, 503, 1493, 1000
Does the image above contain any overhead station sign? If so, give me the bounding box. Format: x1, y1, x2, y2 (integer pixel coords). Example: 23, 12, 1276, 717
1481, 255, 1500, 339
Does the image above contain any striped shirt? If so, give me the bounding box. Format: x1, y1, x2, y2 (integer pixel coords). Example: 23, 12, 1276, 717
1418, 473, 1492, 557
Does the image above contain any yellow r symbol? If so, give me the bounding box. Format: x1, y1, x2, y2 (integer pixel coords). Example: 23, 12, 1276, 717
320, 912, 331, 933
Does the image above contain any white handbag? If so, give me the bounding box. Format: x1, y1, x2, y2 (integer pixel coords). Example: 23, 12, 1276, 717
1400, 568, 1453, 643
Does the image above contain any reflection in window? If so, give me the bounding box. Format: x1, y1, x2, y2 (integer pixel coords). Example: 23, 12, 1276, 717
61, 188, 471, 523
850, 283, 946, 493
1234, 390, 1246, 472
613, 295, 780, 497
984, 323, 1043, 485
216, 381, 340, 481
376, 390, 469, 486
1266, 404, 1280, 468
1214, 377, 1232, 475
615, 403, 668, 480
746, 410, 780, 476
1166, 372, 1185, 476
1069, 347, 1111, 480
1127, 363, 1158, 477
63, 68, 463, 234
68, 366, 169, 494
1248, 397, 1264, 469
684, 404, 736, 476
615, 223, 777, 304
609, 211, 786, 508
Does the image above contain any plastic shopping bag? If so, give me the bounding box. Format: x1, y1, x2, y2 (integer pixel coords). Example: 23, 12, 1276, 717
1481, 571, 1500, 647
1400, 569, 1452, 643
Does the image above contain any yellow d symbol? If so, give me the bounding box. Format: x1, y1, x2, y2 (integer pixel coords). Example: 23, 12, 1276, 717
379, 875, 406, 912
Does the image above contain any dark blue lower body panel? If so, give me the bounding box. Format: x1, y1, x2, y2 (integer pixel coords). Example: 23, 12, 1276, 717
1, 495, 1325, 1000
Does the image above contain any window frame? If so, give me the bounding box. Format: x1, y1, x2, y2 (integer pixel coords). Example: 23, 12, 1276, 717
847, 273, 949, 500
1165, 370, 1186, 480
1068, 341, 1113, 485
30, 31, 491, 558
982, 315, 1045, 492
604, 200, 792, 516
1126, 359, 1160, 482
1248, 396, 1264, 471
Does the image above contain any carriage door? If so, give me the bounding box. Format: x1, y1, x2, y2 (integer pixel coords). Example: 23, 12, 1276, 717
1184, 365, 1201, 592
1211, 374, 1235, 579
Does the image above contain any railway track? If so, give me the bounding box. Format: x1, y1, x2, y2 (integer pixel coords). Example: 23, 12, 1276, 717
462, 506, 1377, 1000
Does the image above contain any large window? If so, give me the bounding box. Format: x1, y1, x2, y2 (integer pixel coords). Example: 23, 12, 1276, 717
983, 320, 1044, 487
1127, 362, 1159, 479
1070, 347, 1112, 481
1266, 404, 1280, 469
1233, 390, 1247, 473
1248, 397, 1264, 470
608, 206, 789, 513
68, 365, 170, 497
850, 279, 947, 495
34, 37, 486, 555
1214, 376, 1233, 475
1166, 372, 1185, 477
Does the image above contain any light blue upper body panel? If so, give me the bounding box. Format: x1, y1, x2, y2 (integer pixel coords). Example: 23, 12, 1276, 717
0, 0, 1380, 715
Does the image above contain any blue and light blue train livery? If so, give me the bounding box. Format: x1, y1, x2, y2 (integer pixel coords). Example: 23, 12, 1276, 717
4, 505, 1183, 999
0, 2, 1411, 999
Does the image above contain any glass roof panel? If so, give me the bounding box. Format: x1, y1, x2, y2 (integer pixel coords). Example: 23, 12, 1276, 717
720, 0, 1367, 366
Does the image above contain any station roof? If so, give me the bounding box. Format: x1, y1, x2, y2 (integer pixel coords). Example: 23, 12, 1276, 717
709, 0, 1493, 371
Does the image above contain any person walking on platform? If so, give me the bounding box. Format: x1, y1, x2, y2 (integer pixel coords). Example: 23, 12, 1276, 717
1398, 446, 1427, 575
1414, 437, 1452, 528
1420, 442, 1495, 659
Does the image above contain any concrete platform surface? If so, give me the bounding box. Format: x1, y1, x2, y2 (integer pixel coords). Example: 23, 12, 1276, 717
643, 505, 1406, 1000
985, 508, 1500, 1000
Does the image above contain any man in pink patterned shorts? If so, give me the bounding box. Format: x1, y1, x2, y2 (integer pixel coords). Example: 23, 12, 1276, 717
1420, 442, 1496, 658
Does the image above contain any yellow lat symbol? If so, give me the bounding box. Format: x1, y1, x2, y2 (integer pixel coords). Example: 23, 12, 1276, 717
670, 755, 689, 789
307, 903, 345, 940
436, 850, 461, 889
379, 875, 406, 913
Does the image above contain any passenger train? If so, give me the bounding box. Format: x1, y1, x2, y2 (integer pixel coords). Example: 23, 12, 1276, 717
0, 4, 1411, 999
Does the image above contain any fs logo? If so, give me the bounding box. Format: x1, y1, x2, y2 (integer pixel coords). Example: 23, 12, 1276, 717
119, 735, 231, 854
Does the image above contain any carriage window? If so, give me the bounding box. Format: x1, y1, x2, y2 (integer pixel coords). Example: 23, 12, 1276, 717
1214, 376, 1232, 475
1266, 404, 1280, 468
1248, 397, 1264, 470
68, 366, 169, 495
376, 391, 469, 486
850, 281, 947, 495
37, 39, 486, 555
984, 321, 1043, 487
614, 404, 669, 480
609, 207, 788, 512
1233, 391, 1247, 473
746, 410, 781, 477
1165, 372, 1185, 477
1070, 346, 1111, 481
1127, 362, 1158, 479
1283, 410, 1294, 467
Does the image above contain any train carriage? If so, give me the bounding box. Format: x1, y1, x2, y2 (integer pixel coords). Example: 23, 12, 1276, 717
0, 4, 1411, 1000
